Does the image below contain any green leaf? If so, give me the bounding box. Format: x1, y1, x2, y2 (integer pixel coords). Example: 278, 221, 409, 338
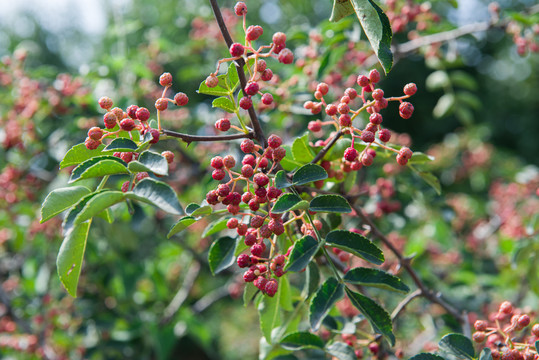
279, 276, 294, 312
226, 62, 240, 90
479, 348, 493, 360
59, 143, 110, 169
185, 203, 200, 215
325, 230, 384, 265
258, 288, 282, 343
433, 94, 455, 118
127, 151, 169, 176
450, 71, 478, 91
275, 170, 292, 189
535, 340, 539, 353
409, 354, 445, 360
129, 178, 184, 215
455, 91, 481, 110
103, 138, 138, 152
208, 236, 237, 275
438, 333, 475, 360
167, 216, 197, 238
57, 222, 91, 297
343, 267, 409, 293
281, 332, 324, 350
408, 152, 435, 164
69, 156, 128, 183
62, 191, 104, 234
310, 277, 344, 331
203, 217, 230, 237
344, 287, 395, 346
348, 0, 393, 74
409, 166, 442, 195
212, 97, 236, 113
197, 78, 229, 97
325, 341, 357, 360
293, 164, 328, 185
285, 236, 320, 272
271, 194, 304, 214
309, 195, 351, 213
426, 71, 450, 91
302, 262, 321, 299
191, 206, 212, 217
330, 0, 354, 22
243, 282, 259, 307
73, 190, 126, 225
292, 135, 314, 163
40, 186, 91, 223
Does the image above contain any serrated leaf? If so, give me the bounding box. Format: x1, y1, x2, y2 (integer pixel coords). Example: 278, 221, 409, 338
103, 138, 138, 152
127, 151, 169, 176
285, 236, 320, 272
57, 221, 91, 297
409, 354, 445, 360
302, 262, 321, 299
40, 186, 91, 223
212, 96, 236, 113
292, 135, 314, 163
281, 332, 324, 350
293, 164, 328, 185
349, 0, 393, 74
345, 287, 395, 346
129, 178, 183, 215
202, 217, 230, 237
326, 230, 384, 265
433, 94, 455, 118
326, 341, 356, 360
310, 277, 344, 331
73, 190, 126, 225
259, 288, 282, 343
60, 143, 110, 169
208, 236, 237, 275
69, 156, 128, 183
479, 348, 493, 360
271, 194, 303, 214
275, 170, 292, 189
197, 78, 229, 97
438, 334, 474, 360
309, 195, 351, 213
167, 216, 197, 238
343, 267, 409, 293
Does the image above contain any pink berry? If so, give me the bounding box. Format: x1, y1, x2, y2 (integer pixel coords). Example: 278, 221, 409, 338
265, 279, 278, 297
339, 114, 351, 127
278, 48, 294, 64
273, 147, 286, 162
399, 147, 413, 159
229, 43, 244, 57
267, 134, 282, 148
272, 32, 286, 46
317, 82, 329, 96
215, 118, 231, 132
372, 88, 384, 100
360, 131, 375, 143
396, 154, 408, 166
361, 153, 374, 166
174, 92, 189, 106
246, 25, 264, 41
345, 88, 357, 99
159, 72, 172, 86
239, 96, 252, 110
325, 104, 337, 116
98, 96, 113, 110
243, 270, 256, 282
261, 93, 273, 105
369, 69, 381, 83
399, 102, 414, 119
234, 1, 247, 16
88, 127, 103, 141
261, 69, 273, 82
212, 168, 226, 181
404, 83, 417, 96
308, 120, 322, 132
136, 107, 150, 122
379, 128, 391, 142
242, 154, 256, 166
254, 276, 268, 291
237, 254, 250, 268
369, 113, 383, 125
127, 105, 138, 118
121, 181, 131, 193
205, 74, 219, 88
103, 112, 117, 129
257, 59, 267, 72
344, 147, 358, 162
223, 155, 236, 168
211, 156, 224, 169
245, 81, 260, 96
240, 139, 255, 153
120, 118, 136, 132
149, 129, 160, 144
357, 75, 369, 87
337, 103, 350, 114
85, 137, 101, 150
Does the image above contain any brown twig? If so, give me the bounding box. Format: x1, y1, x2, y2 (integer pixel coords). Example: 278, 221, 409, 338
209, 0, 267, 147
162, 129, 254, 144
391, 289, 422, 321
311, 130, 344, 164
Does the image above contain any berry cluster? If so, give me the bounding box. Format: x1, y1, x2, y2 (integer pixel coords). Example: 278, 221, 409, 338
305, 69, 417, 170
385, 0, 441, 34
472, 301, 539, 360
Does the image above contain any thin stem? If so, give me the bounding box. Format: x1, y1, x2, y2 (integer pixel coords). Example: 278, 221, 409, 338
162, 129, 254, 144
96, 175, 109, 191
209, 0, 267, 147
311, 130, 344, 164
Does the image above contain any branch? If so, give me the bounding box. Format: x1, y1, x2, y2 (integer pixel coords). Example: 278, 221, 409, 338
162, 129, 254, 144
311, 130, 343, 164
192, 284, 231, 313
208, 0, 267, 147
391, 289, 421, 321
160, 261, 201, 325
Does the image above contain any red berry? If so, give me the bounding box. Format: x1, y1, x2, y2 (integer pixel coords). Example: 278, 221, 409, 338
259, 224, 272, 238
472, 332, 486, 343
396, 154, 408, 166
245, 81, 260, 96
273, 147, 286, 162
268, 219, 284, 235
159, 72, 172, 86
240, 164, 253, 178
223, 155, 236, 169
399, 102, 414, 119
361, 152, 374, 166
243, 270, 256, 282
261, 69, 273, 81
250, 215, 265, 228
242, 192, 253, 204
317, 82, 329, 96
399, 147, 413, 159
227, 218, 239, 229
161, 151, 174, 164
361, 130, 375, 143
242, 154, 256, 166
205, 74, 219, 88
254, 276, 268, 291
136, 107, 150, 122
127, 105, 138, 118
278, 48, 294, 64
257, 59, 267, 72
239, 96, 252, 110
369, 69, 381, 83
174, 92, 189, 106
368, 343, 379, 355
337, 103, 350, 114
248, 199, 260, 211
237, 254, 250, 268
251, 244, 264, 257
240, 139, 255, 153
379, 128, 391, 142
532, 324, 539, 337
253, 173, 269, 187
474, 320, 488, 332
135, 172, 149, 182
344, 147, 358, 162
357, 75, 369, 87
237, 223, 248, 236
340, 95, 350, 104
404, 83, 417, 96
376, 97, 389, 109
227, 204, 240, 215
261, 93, 273, 105
85, 137, 101, 150
308, 120, 322, 132
234, 1, 247, 16
500, 301, 513, 314
120, 118, 136, 131
103, 112, 117, 129
272, 32, 286, 46
246, 25, 264, 41
212, 168, 226, 181
206, 190, 219, 205
267, 134, 282, 149
215, 118, 231, 132
267, 187, 282, 200
372, 88, 384, 100
211, 156, 224, 169
345, 87, 357, 99
88, 127, 103, 141
217, 184, 231, 197
120, 152, 133, 163
339, 114, 352, 127
229, 43, 245, 57
121, 181, 131, 193
363, 85, 373, 93
518, 314, 530, 328
265, 279, 278, 297
98, 96, 113, 110
149, 129, 160, 144
325, 104, 337, 116
369, 113, 383, 125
